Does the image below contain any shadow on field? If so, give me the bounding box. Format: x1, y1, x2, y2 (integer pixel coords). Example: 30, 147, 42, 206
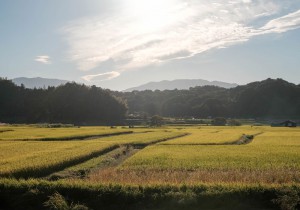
1, 179, 299, 210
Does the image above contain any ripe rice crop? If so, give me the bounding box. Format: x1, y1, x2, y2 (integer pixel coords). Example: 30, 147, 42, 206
0, 131, 184, 178
160, 126, 261, 144
0, 126, 137, 141
108, 126, 300, 184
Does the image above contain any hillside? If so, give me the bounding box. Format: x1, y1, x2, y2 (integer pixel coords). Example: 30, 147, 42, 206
12, 77, 69, 89
124, 79, 238, 91
117, 78, 300, 119
2, 77, 299, 121
0, 78, 127, 124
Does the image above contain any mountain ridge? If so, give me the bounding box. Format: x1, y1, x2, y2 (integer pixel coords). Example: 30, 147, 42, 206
12, 77, 69, 89
123, 79, 238, 92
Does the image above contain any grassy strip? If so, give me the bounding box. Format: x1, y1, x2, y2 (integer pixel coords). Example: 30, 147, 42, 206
48, 146, 134, 180
3, 131, 134, 141
0, 179, 300, 210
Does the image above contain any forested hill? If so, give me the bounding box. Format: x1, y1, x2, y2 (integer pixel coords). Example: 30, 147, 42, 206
115, 78, 300, 119
0, 78, 127, 124
1, 78, 299, 124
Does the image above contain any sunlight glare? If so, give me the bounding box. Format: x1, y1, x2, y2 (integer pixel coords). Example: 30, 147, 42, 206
125, 0, 179, 32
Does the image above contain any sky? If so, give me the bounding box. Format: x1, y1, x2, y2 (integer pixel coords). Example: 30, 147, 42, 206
1, 0, 300, 90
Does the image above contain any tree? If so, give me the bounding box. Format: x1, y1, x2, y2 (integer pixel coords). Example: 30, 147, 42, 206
150, 115, 164, 127
212, 117, 227, 126
228, 119, 241, 126
0, 79, 128, 125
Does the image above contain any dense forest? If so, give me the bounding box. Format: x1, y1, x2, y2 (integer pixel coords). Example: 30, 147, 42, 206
1, 78, 299, 124
115, 78, 300, 119
0, 78, 127, 124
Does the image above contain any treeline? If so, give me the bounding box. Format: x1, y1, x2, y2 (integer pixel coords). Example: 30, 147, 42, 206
115, 78, 300, 119
1, 78, 299, 124
0, 78, 127, 124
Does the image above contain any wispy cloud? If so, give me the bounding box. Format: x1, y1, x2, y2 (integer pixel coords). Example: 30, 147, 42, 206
260, 9, 300, 33
35, 55, 51, 64
82, 71, 120, 82
62, 0, 300, 79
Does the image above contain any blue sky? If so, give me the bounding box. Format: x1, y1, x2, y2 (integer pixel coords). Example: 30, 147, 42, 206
1, 0, 300, 90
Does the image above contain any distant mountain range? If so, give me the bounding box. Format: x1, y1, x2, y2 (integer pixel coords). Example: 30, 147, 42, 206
12, 77, 69, 89
124, 79, 238, 92
11, 77, 238, 90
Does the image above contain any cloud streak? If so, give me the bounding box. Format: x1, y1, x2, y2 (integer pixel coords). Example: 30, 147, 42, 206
35, 55, 51, 64
62, 0, 300, 79
82, 71, 120, 82
260, 9, 300, 33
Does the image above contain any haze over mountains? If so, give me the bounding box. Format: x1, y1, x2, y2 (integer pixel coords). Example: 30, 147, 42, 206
124, 79, 238, 91
12, 77, 69, 89
12, 77, 238, 91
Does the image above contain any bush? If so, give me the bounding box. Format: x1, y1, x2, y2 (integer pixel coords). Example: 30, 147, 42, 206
150, 115, 164, 127
44, 192, 88, 210
211, 117, 227, 126
228, 119, 241, 126
272, 188, 300, 210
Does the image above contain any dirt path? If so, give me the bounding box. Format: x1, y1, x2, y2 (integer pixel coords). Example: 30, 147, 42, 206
232, 132, 263, 145
47, 133, 189, 180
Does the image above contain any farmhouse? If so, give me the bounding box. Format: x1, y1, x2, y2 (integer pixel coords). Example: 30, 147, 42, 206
271, 120, 297, 127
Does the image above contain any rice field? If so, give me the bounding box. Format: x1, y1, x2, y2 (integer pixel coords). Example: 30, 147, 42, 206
0, 128, 184, 177
160, 126, 261, 144
0, 125, 135, 141
1, 125, 300, 209
120, 127, 300, 171
88, 126, 300, 184
1, 125, 299, 183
